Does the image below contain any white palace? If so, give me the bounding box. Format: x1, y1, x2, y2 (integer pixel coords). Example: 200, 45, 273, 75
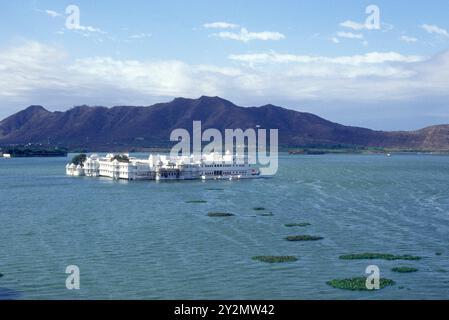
66, 152, 261, 181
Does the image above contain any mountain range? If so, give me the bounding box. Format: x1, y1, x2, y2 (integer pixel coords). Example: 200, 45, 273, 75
1, 96, 449, 150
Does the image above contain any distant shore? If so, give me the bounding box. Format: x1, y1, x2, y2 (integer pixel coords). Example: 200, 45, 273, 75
287, 147, 449, 155
3, 144, 449, 158
0, 146, 68, 158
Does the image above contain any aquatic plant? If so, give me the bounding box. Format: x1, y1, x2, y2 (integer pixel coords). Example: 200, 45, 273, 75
327, 277, 395, 291
186, 200, 208, 204
258, 212, 274, 217
252, 256, 298, 263
207, 212, 234, 217
339, 253, 422, 261
285, 235, 323, 241
284, 223, 311, 227
253, 207, 266, 211
391, 267, 418, 273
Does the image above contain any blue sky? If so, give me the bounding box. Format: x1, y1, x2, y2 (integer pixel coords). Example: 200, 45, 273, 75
0, 0, 449, 130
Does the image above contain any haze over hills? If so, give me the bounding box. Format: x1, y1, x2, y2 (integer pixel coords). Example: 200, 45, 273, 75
0, 96, 448, 150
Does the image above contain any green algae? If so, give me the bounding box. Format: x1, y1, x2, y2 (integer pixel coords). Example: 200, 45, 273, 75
284, 223, 311, 227
339, 253, 422, 261
258, 212, 274, 217
285, 235, 323, 241
252, 256, 298, 263
391, 267, 418, 273
327, 277, 395, 291
207, 212, 235, 217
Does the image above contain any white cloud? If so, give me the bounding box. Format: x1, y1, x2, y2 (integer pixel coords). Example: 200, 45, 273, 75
203, 22, 239, 29
214, 28, 285, 42
130, 33, 152, 39
45, 9, 61, 18
381, 23, 395, 32
0, 42, 68, 98
39, 8, 105, 36
421, 24, 449, 37
337, 31, 364, 40
228, 51, 423, 65
400, 35, 418, 43
340, 20, 366, 30
340, 20, 393, 32
2, 41, 449, 116
331, 37, 340, 44
0, 41, 241, 104
70, 25, 106, 34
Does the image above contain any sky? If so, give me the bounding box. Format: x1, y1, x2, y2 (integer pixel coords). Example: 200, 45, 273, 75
0, 0, 448, 130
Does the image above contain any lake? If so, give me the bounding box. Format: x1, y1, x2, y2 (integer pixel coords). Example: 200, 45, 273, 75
0, 154, 448, 299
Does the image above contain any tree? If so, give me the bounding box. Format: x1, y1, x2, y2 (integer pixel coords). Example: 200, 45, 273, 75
71, 154, 87, 166
112, 154, 130, 163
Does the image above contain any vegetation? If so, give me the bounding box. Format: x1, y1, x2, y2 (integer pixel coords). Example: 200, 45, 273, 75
205, 188, 224, 191
207, 212, 234, 217
112, 154, 130, 163
252, 256, 298, 263
1, 145, 68, 158
253, 207, 266, 211
392, 267, 418, 273
436, 252, 443, 256
285, 235, 323, 241
288, 145, 377, 155
339, 253, 422, 261
186, 200, 208, 204
327, 277, 395, 291
285, 223, 311, 227
287, 145, 448, 155
258, 212, 274, 217
70, 154, 87, 166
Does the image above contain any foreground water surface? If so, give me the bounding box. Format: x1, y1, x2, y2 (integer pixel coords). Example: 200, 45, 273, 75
1, 154, 448, 299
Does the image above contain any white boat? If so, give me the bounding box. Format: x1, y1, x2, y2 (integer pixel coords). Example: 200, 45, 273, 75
2, 153, 11, 159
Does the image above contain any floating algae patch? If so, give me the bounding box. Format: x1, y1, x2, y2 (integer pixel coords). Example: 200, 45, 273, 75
186, 200, 208, 204
252, 256, 298, 263
258, 212, 274, 217
284, 223, 311, 227
327, 277, 395, 291
253, 207, 266, 211
285, 235, 323, 241
392, 267, 418, 273
339, 253, 421, 261
207, 212, 234, 217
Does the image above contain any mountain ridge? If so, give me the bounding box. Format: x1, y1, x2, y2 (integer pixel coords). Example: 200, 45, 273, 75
1, 96, 449, 150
